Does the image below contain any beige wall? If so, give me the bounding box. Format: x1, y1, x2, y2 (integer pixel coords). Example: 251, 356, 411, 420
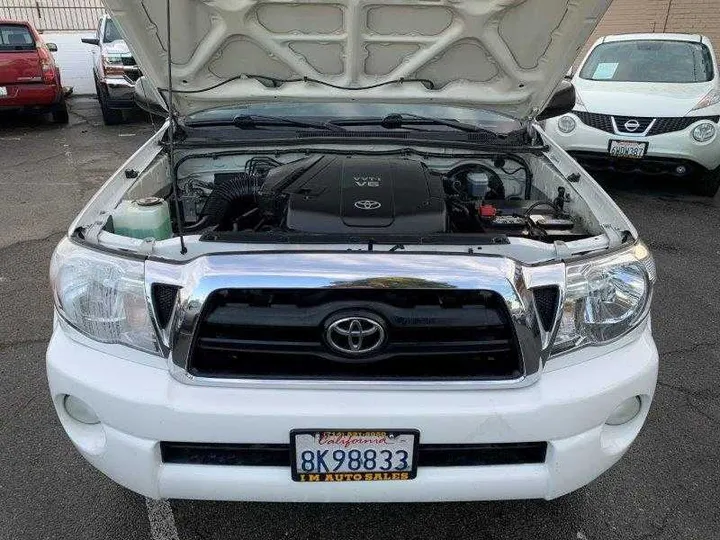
583, 0, 720, 61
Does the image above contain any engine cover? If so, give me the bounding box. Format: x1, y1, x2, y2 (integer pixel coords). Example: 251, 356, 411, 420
261, 155, 447, 234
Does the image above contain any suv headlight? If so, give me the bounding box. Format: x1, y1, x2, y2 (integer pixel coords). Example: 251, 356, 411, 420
102, 53, 125, 77
553, 242, 655, 354
50, 238, 159, 354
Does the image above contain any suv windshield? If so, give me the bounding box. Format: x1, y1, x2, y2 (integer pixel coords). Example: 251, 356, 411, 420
580, 40, 714, 83
0, 24, 34, 51
103, 19, 122, 43
186, 103, 521, 134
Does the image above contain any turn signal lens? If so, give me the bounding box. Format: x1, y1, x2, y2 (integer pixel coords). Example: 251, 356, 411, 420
102, 54, 125, 77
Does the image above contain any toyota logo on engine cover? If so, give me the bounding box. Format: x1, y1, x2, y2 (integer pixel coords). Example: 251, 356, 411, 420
325, 316, 386, 355
624, 119, 641, 132
354, 200, 382, 210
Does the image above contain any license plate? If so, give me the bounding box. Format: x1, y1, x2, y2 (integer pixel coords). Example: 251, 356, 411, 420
609, 140, 647, 159
0, 87, 7, 97
290, 429, 419, 482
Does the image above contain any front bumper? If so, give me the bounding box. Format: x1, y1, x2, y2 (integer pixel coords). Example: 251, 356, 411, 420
100, 77, 136, 108
545, 113, 720, 171
47, 322, 658, 502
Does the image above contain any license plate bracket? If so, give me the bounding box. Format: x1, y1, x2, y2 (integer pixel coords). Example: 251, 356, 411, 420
608, 139, 648, 159
290, 429, 419, 482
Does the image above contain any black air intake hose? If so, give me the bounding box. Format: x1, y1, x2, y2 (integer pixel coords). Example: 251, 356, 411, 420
199, 173, 258, 227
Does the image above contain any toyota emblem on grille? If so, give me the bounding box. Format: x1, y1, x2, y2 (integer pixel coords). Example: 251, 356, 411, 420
354, 200, 382, 210
325, 316, 386, 355
624, 119, 641, 132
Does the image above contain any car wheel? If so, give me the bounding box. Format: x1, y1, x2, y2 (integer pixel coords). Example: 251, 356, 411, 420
97, 84, 124, 125
51, 100, 69, 124
691, 167, 720, 197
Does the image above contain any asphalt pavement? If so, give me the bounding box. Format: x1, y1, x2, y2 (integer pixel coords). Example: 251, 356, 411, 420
0, 97, 718, 540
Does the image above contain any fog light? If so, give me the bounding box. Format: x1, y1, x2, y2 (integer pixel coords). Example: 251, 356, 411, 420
63, 395, 100, 425
557, 115, 577, 134
692, 122, 716, 142
606, 396, 642, 426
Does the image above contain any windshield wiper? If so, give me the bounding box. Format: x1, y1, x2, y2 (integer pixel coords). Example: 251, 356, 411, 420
187, 114, 346, 132
330, 113, 501, 136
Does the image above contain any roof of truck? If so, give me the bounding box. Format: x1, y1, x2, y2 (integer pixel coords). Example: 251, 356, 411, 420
601, 33, 706, 44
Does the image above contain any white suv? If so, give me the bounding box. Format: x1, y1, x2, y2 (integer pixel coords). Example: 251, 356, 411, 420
545, 33, 720, 197
47, 0, 658, 502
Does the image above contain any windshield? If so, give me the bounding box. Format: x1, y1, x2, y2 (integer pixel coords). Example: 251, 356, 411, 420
0, 24, 34, 51
103, 19, 122, 43
185, 103, 521, 134
580, 40, 714, 83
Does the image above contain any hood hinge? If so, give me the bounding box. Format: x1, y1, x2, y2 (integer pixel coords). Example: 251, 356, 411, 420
602, 224, 624, 248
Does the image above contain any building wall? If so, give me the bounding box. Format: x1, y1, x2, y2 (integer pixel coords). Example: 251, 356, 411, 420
585, 0, 720, 60
46, 31, 97, 95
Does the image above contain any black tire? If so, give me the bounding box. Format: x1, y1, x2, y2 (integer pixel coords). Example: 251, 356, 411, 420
51, 100, 69, 124
692, 168, 720, 197
97, 82, 124, 125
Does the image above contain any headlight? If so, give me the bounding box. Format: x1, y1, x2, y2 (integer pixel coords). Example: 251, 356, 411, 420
553, 242, 655, 354
102, 54, 123, 65
691, 122, 716, 143
691, 89, 720, 111
102, 54, 125, 77
50, 238, 159, 354
556, 115, 576, 134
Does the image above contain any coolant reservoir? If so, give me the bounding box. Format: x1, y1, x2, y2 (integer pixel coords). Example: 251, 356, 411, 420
112, 197, 172, 241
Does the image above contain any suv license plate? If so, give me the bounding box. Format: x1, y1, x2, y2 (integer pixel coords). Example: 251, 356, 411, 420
609, 140, 647, 159
290, 430, 419, 482
0, 87, 7, 97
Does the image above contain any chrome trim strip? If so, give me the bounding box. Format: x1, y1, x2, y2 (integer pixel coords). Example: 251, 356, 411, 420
145, 253, 566, 390
102, 77, 135, 88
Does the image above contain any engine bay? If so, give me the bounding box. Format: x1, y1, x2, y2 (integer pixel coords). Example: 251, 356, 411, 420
156, 153, 590, 244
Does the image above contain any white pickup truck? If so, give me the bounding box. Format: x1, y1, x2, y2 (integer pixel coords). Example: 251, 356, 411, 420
47, 0, 657, 502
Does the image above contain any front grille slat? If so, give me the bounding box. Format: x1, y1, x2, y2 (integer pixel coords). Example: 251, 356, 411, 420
198, 336, 514, 354
648, 115, 719, 135
160, 441, 548, 467
188, 289, 523, 381
574, 111, 614, 133
533, 286, 560, 332
152, 284, 180, 328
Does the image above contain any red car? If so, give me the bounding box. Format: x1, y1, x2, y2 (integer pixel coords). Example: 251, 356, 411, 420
0, 19, 68, 123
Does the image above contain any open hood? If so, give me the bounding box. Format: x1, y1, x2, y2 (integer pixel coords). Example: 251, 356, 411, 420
105, 0, 611, 120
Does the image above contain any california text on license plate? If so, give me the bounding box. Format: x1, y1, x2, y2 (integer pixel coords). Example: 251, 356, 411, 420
608, 140, 647, 159
290, 430, 419, 482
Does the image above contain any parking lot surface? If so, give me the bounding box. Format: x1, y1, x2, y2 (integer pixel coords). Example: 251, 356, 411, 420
1, 98, 718, 540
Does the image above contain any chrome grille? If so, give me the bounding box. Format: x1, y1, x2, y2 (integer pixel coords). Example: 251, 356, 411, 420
187, 288, 523, 381
150, 253, 564, 389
